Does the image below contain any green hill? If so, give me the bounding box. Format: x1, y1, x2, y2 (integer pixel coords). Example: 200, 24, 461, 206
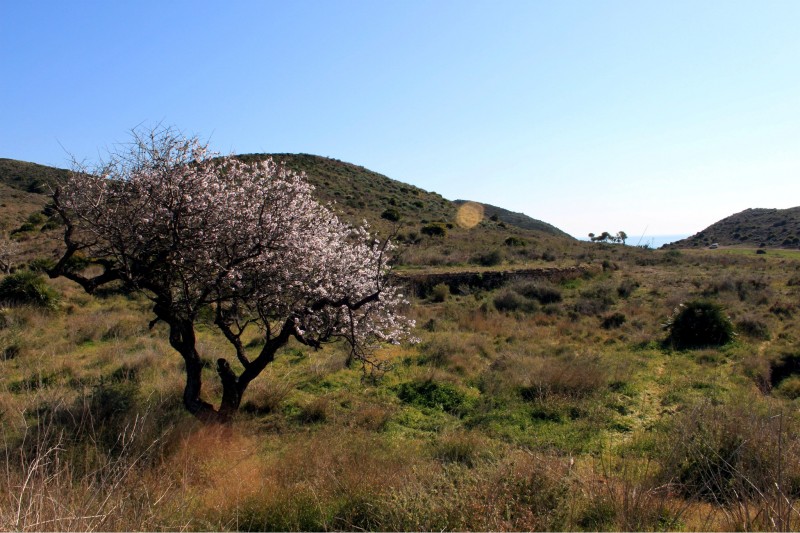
0, 158, 69, 194
454, 199, 570, 238
234, 154, 578, 267
0, 155, 577, 268
668, 207, 800, 249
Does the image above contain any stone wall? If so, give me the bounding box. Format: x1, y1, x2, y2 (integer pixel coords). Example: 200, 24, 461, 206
394, 264, 602, 298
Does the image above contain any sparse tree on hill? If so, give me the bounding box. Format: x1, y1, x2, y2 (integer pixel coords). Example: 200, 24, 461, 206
48, 127, 413, 422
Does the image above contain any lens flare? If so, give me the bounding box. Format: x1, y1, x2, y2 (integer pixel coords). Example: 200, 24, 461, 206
456, 202, 484, 229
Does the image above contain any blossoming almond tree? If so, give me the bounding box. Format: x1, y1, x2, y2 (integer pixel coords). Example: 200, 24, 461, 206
48, 127, 413, 422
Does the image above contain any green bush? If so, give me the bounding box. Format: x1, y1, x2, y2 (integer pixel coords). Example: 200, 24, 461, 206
617, 278, 640, 298
471, 250, 502, 266
601, 312, 626, 329
666, 301, 733, 349
27, 212, 46, 225
27, 257, 56, 273
430, 283, 450, 303
380, 208, 400, 222
0, 270, 60, 308
504, 236, 526, 247
421, 223, 446, 238
395, 380, 472, 415
12, 222, 37, 234
493, 289, 538, 313
512, 282, 562, 304
735, 315, 770, 340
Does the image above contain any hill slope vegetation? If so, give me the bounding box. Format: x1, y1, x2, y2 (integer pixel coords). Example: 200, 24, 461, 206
2, 155, 578, 268
669, 206, 800, 249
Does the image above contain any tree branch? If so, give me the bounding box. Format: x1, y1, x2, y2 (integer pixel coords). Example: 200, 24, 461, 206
214, 306, 252, 369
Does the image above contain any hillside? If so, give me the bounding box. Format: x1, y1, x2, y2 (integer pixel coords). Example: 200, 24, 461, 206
454, 199, 570, 238
0, 158, 69, 194
1, 155, 578, 268
668, 207, 800, 249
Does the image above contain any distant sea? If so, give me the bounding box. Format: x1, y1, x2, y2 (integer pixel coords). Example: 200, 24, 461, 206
628, 234, 691, 248
578, 234, 692, 248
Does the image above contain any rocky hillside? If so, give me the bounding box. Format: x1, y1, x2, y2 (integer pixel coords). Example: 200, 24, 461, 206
668, 207, 800, 249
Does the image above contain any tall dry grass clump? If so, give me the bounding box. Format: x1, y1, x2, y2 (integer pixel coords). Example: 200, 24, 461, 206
0, 404, 183, 531
657, 401, 800, 531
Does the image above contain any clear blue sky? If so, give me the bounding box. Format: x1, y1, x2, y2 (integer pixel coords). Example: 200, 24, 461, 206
2, 0, 799, 238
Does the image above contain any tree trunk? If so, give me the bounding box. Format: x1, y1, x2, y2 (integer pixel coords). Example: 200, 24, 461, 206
166, 319, 218, 422
217, 359, 242, 423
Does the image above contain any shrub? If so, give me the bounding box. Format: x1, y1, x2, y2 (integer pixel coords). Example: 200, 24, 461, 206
735, 315, 770, 340
26, 212, 46, 225
12, 222, 37, 234
432, 431, 487, 467
512, 281, 562, 304
429, 283, 450, 303
40, 219, 62, 231
617, 278, 640, 298
395, 379, 472, 415
657, 402, 800, 507
0, 270, 59, 308
518, 353, 608, 400
775, 376, 800, 400
504, 236, 526, 247
27, 257, 56, 273
601, 312, 626, 329
770, 302, 795, 318
541, 250, 557, 262
472, 250, 502, 266
666, 301, 734, 349
298, 397, 330, 424
493, 289, 538, 313
573, 285, 616, 317
380, 208, 400, 222
421, 223, 446, 237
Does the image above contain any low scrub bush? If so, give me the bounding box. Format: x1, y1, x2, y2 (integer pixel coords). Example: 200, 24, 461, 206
26, 257, 56, 273
504, 236, 526, 247
665, 301, 734, 349
429, 283, 450, 303
616, 278, 640, 298
518, 353, 608, 400
775, 376, 800, 400
380, 208, 400, 222
471, 249, 502, 266
735, 315, 770, 340
395, 379, 473, 416
601, 312, 626, 329
493, 289, 538, 313
770, 301, 796, 318
572, 284, 615, 317
657, 401, 800, 521
432, 431, 489, 467
241, 377, 294, 415
0, 270, 59, 309
421, 223, 446, 238
512, 281, 562, 304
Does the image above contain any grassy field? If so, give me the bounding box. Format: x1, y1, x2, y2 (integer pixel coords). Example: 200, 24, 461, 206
2, 236, 800, 530
2, 159, 800, 530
